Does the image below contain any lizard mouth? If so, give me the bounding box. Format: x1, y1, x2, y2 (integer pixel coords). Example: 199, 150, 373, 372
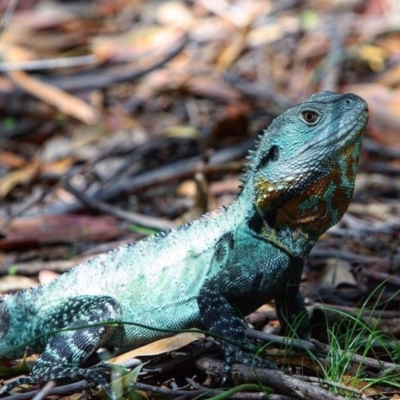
336, 108, 368, 145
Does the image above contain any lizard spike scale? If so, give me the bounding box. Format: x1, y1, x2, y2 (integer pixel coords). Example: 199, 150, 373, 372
0, 92, 368, 399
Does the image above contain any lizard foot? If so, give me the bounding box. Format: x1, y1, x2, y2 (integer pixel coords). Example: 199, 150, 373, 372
224, 342, 278, 370
0, 376, 38, 396
220, 345, 278, 385
35, 363, 122, 399
0, 363, 127, 400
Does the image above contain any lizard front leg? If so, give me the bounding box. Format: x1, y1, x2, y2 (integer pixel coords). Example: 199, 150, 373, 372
197, 271, 277, 373
275, 284, 310, 340
0, 295, 124, 399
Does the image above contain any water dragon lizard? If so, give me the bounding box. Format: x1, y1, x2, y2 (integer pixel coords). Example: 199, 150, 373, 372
0, 91, 368, 398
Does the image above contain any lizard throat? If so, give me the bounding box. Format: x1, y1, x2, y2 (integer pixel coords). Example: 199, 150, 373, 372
253, 138, 363, 255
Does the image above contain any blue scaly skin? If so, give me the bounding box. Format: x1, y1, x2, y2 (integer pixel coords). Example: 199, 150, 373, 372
0, 92, 368, 398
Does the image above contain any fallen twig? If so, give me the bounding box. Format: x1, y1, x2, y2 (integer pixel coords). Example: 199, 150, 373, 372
196, 357, 349, 400
63, 179, 174, 231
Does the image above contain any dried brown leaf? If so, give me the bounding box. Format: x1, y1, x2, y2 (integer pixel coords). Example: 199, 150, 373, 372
38, 270, 60, 286
8, 70, 98, 125
110, 332, 204, 364
156, 1, 196, 29
0, 275, 39, 293
0, 163, 38, 198
0, 151, 26, 168
91, 26, 185, 63
0, 215, 126, 250
185, 76, 242, 103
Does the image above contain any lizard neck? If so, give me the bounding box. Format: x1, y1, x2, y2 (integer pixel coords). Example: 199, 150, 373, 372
235, 137, 362, 258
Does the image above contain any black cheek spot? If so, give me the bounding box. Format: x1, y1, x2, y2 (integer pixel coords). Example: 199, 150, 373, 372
258, 145, 280, 169
264, 209, 277, 229
247, 211, 263, 234
214, 232, 235, 262
248, 207, 277, 233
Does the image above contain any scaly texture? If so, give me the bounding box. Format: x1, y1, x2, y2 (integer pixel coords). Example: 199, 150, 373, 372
0, 92, 368, 399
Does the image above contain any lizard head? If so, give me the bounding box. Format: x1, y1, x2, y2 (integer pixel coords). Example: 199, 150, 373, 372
245, 91, 368, 252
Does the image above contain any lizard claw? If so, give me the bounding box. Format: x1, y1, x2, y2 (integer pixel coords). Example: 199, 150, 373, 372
220, 362, 232, 386
0, 363, 127, 400
216, 342, 279, 387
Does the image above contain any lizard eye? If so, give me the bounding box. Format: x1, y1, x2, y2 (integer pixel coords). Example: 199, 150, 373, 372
301, 110, 319, 124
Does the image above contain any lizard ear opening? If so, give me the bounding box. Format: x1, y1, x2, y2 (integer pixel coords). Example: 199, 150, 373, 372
258, 145, 280, 169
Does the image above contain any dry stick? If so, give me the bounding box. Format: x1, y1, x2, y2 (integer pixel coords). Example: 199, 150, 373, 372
0, 0, 19, 38
268, 0, 302, 16
196, 357, 349, 400
133, 382, 276, 400
223, 72, 292, 110
366, 162, 400, 175
245, 328, 400, 371
0, 55, 96, 72
361, 268, 400, 288
31, 380, 56, 400
128, 382, 212, 398
0, 256, 93, 275
342, 213, 400, 234
363, 138, 400, 159
78, 159, 243, 228
0, 33, 188, 128
8, 69, 98, 124
355, 173, 400, 195
320, 10, 350, 92
311, 339, 399, 371
176, 392, 271, 400
0, 188, 46, 231
41, 141, 251, 217
1, 120, 50, 140
311, 303, 400, 320
292, 375, 363, 397
245, 329, 319, 355
190, 393, 270, 400
184, 378, 298, 400
38, 33, 189, 92
143, 340, 216, 373
63, 179, 174, 231
1, 376, 289, 400
99, 140, 252, 201
2, 381, 210, 400
0, 380, 89, 400
2, 347, 265, 400
310, 248, 378, 264
1, 34, 189, 222
84, 137, 199, 193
